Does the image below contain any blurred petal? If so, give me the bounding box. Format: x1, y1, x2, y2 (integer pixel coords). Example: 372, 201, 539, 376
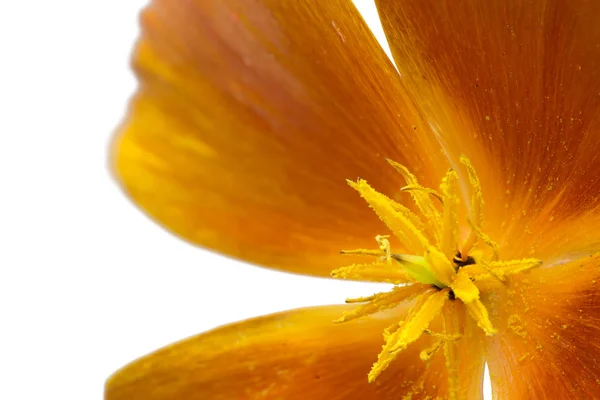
106, 303, 485, 400
483, 253, 600, 399
376, 0, 600, 260
112, 0, 448, 277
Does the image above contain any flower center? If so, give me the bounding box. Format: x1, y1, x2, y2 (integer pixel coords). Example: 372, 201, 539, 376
331, 156, 542, 392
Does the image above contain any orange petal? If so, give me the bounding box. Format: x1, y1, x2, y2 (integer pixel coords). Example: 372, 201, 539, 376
105, 303, 485, 399
375, 0, 600, 259
483, 253, 600, 399
112, 0, 448, 277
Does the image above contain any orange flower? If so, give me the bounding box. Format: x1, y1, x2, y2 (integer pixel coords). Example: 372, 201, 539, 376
106, 0, 600, 399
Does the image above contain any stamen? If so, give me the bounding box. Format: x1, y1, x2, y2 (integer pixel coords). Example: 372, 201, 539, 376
440, 169, 460, 258
386, 159, 442, 241
485, 258, 542, 280
464, 299, 496, 335
347, 179, 429, 253
401, 184, 444, 204
441, 303, 461, 400
419, 339, 444, 361
467, 218, 500, 260
387, 198, 425, 231
460, 155, 484, 256
459, 263, 500, 281
375, 235, 392, 263
368, 288, 449, 382
331, 261, 413, 284
421, 324, 462, 362
340, 249, 384, 257
334, 284, 426, 323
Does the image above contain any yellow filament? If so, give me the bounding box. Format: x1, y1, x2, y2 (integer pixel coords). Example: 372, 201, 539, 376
440, 169, 460, 258
331, 261, 413, 284
401, 184, 444, 203
467, 218, 500, 260
464, 299, 496, 335
460, 156, 484, 226
387, 197, 425, 231
386, 159, 442, 241
420, 339, 444, 361
486, 258, 542, 280
340, 249, 384, 257
347, 179, 429, 253
335, 284, 426, 323
368, 289, 449, 382
442, 303, 461, 400
459, 263, 500, 281
460, 155, 484, 256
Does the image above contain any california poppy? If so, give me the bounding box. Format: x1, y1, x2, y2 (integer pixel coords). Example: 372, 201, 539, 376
106, 0, 600, 399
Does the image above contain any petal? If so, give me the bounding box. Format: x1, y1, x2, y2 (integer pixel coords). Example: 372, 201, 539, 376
375, 0, 600, 259
112, 0, 448, 277
105, 303, 485, 399
483, 253, 600, 399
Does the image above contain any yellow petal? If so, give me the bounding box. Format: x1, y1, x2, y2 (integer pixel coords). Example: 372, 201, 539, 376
376, 0, 600, 260
105, 303, 485, 399
484, 253, 600, 399
112, 0, 449, 278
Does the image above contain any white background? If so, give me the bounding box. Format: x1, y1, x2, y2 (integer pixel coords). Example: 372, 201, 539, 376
0, 1, 491, 399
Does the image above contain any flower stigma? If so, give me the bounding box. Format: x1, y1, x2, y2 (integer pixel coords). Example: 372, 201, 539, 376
331, 156, 542, 393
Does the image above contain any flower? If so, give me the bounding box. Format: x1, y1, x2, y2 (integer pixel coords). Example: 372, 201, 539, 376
105, 0, 600, 399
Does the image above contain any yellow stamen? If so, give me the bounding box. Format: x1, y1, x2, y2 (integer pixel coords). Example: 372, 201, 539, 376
459, 263, 501, 281
485, 258, 542, 280
331, 261, 413, 284
334, 284, 426, 323
440, 169, 460, 258
467, 218, 500, 260
441, 303, 461, 400
340, 249, 384, 257
464, 299, 496, 335
375, 235, 392, 263
368, 289, 449, 382
420, 339, 444, 361
333, 157, 540, 388
420, 326, 461, 362
387, 159, 442, 241
347, 179, 429, 253
401, 184, 444, 204
460, 155, 484, 256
